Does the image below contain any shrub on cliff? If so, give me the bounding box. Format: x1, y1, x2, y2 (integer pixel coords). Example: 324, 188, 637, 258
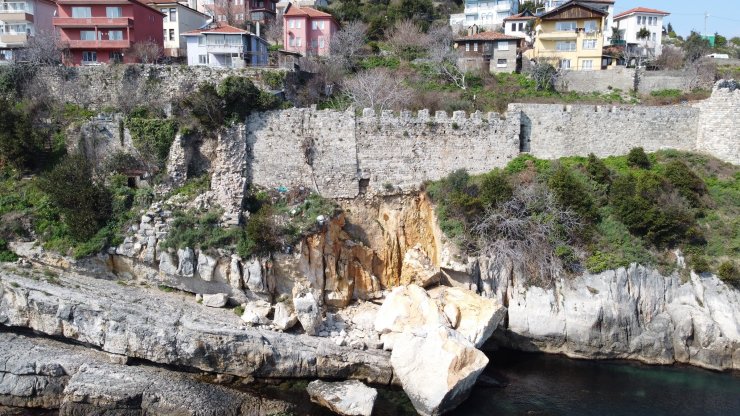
664, 160, 707, 207
0, 99, 43, 171
718, 261, 739, 285
38, 155, 112, 241
548, 164, 599, 223
479, 170, 512, 208
627, 147, 651, 169
586, 153, 611, 185
126, 117, 178, 165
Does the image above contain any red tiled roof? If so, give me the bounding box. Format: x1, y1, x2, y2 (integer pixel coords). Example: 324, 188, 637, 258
455, 31, 522, 42
182, 24, 249, 36
614, 7, 670, 19
284, 5, 332, 18
504, 12, 536, 21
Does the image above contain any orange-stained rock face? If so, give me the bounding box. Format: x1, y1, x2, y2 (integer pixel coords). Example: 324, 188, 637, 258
274, 194, 447, 307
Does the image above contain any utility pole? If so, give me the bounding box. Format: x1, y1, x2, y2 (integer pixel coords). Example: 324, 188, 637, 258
704, 11, 709, 35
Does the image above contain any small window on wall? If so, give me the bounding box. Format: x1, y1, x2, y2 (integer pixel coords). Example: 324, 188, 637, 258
473, 42, 478, 52
560, 59, 571, 69
170, 8, 177, 22
583, 39, 596, 49
109, 30, 123, 40
169, 29, 175, 41
497, 58, 507, 67
465, 43, 470, 52
198, 55, 208, 64
106, 7, 122, 18
582, 59, 593, 70
80, 30, 96, 41
198, 36, 205, 45
82, 51, 97, 62
497, 41, 509, 50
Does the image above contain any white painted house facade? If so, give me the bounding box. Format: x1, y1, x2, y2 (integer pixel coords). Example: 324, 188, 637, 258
450, 0, 519, 30
614, 7, 670, 57
146, 0, 210, 58
182, 23, 268, 67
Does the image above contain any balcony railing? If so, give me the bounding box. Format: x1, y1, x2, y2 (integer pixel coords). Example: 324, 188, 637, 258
53, 17, 133, 28
0, 11, 33, 22
0, 2, 32, 14
0, 32, 28, 45
66, 39, 131, 48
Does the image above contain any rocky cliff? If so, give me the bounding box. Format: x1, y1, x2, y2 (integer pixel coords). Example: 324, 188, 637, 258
478, 262, 740, 371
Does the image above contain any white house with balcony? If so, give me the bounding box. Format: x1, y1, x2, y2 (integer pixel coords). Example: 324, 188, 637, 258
182, 23, 268, 67
0, 0, 55, 61
613, 7, 669, 58
449, 0, 519, 31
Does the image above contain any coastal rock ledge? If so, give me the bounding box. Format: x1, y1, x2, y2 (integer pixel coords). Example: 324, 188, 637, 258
0, 266, 393, 384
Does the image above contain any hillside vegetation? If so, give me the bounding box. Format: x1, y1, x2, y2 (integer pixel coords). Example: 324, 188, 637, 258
426, 149, 739, 286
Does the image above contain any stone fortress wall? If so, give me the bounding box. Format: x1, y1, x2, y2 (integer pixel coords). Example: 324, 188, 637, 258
241, 82, 737, 201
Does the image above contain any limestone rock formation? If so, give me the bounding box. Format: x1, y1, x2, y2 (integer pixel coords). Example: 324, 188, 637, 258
428, 286, 507, 348
273, 302, 298, 331
390, 326, 489, 416
0, 266, 393, 383
294, 291, 323, 335
374, 285, 448, 350
400, 244, 441, 287
306, 380, 377, 416
241, 300, 272, 325
0, 332, 293, 415
480, 263, 740, 371
202, 293, 229, 308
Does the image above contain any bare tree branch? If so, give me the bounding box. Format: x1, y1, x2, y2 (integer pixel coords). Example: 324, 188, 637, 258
343, 68, 413, 112
329, 20, 368, 70
131, 41, 163, 64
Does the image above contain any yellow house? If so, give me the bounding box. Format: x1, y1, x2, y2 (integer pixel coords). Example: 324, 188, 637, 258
533, 1, 607, 71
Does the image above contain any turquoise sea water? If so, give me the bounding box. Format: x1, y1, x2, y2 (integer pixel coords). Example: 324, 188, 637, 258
451, 350, 740, 416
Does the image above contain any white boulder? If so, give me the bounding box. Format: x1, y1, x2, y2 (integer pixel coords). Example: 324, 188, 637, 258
273, 302, 298, 331
201, 293, 228, 308
390, 326, 489, 416
240, 300, 272, 325
306, 379, 377, 416
400, 245, 441, 288
374, 285, 448, 336
293, 292, 322, 335
428, 286, 507, 348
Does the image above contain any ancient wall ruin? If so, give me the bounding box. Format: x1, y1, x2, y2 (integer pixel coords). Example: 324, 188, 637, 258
245, 108, 521, 198
511, 102, 700, 159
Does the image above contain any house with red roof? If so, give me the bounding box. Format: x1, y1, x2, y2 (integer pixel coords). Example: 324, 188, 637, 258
613, 7, 670, 58
53, 0, 165, 65
454, 30, 522, 74
282, 5, 338, 57
181, 22, 268, 67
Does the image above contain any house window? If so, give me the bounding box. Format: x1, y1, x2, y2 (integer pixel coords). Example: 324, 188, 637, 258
311, 38, 318, 48
161, 9, 168, 22
198, 54, 208, 64
497, 41, 509, 50
169, 29, 175, 41
465, 43, 470, 52
198, 35, 205, 45
584, 20, 598, 33
296, 37, 301, 46
312, 21, 317, 30
652, 32, 656, 41
169, 8, 177, 22
82, 51, 97, 62
80, 30, 96, 41
511, 23, 516, 31
289, 19, 294, 29
497, 58, 507, 67
296, 20, 301, 28
473, 42, 478, 52
110, 52, 123, 63
109, 30, 123, 40
106, 7, 122, 18
71, 7, 91, 18
556, 41, 576, 51
518, 23, 524, 31
555, 21, 576, 31
583, 39, 596, 49
560, 59, 571, 69
319, 37, 325, 48
582, 59, 593, 70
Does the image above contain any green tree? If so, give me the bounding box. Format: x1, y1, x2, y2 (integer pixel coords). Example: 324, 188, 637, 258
38, 155, 112, 241
217, 75, 262, 122
548, 164, 598, 222
0, 99, 41, 171
479, 170, 512, 208
714, 32, 727, 48
586, 153, 611, 185
519, 1, 543, 14
683, 31, 711, 62
627, 147, 651, 169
